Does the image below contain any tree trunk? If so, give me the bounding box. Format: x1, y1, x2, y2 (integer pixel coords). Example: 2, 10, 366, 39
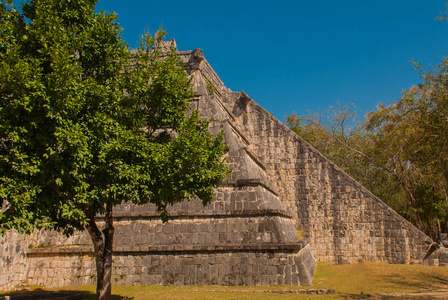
402, 184, 424, 232
86, 202, 114, 300
445, 174, 448, 234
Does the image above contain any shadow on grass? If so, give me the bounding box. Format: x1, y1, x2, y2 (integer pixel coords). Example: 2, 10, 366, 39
373, 295, 447, 300
336, 292, 448, 300
427, 274, 448, 286
339, 293, 445, 300
379, 272, 448, 291
0, 289, 133, 300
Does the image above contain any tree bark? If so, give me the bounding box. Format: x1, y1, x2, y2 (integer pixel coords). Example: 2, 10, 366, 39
402, 185, 424, 232
86, 202, 114, 300
445, 174, 448, 234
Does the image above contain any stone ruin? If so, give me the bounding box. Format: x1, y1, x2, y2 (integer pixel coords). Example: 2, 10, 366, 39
0, 42, 445, 291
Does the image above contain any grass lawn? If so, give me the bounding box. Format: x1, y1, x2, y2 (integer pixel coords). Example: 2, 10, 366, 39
2, 262, 448, 299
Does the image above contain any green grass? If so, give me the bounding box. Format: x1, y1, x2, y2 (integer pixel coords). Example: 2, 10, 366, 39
3, 262, 448, 299
312, 261, 448, 299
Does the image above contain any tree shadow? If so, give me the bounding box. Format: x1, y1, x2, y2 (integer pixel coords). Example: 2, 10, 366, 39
336, 292, 448, 300
379, 272, 448, 291
0, 289, 133, 300
370, 295, 447, 300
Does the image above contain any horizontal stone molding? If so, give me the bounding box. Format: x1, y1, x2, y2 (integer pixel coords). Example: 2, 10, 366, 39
220, 179, 279, 197
97, 208, 293, 220
27, 240, 310, 256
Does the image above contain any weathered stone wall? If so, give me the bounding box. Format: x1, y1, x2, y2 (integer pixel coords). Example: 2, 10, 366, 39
0, 230, 28, 291
220, 91, 432, 264
5, 181, 313, 289
24, 242, 314, 288
0, 228, 92, 291
111, 244, 315, 286
2, 185, 315, 291
26, 252, 96, 288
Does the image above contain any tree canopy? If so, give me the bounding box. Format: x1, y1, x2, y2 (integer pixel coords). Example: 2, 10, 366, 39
0, 0, 229, 298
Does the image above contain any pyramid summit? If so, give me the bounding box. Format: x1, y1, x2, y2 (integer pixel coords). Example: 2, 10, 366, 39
0, 44, 444, 290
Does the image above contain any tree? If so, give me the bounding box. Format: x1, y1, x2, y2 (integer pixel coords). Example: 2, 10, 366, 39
0, 1, 229, 299
286, 99, 448, 240
364, 98, 441, 234
285, 105, 402, 207
368, 59, 448, 236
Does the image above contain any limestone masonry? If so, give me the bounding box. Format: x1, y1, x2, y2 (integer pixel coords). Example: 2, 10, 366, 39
0, 42, 445, 291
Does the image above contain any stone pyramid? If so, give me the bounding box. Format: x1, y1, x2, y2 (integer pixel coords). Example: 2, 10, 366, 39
0, 42, 444, 291
0, 45, 315, 289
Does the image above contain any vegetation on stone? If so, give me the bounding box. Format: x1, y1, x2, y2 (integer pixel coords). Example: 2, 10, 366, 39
0, 0, 229, 299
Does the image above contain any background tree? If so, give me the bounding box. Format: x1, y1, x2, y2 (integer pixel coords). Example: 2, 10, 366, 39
286, 9, 448, 238
370, 59, 448, 235
285, 105, 402, 208
0, 1, 229, 299
286, 97, 447, 239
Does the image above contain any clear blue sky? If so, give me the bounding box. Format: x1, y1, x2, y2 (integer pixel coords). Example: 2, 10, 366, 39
96, 0, 448, 121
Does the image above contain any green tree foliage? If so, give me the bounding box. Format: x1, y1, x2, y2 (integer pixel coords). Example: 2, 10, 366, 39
286, 97, 448, 240
364, 84, 448, 238
285, 105, 397, 201
366, 57, 448, 235
0, 0, 229, 299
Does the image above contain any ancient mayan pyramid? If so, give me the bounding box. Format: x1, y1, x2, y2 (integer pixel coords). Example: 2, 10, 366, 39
0, 42, 442, 291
